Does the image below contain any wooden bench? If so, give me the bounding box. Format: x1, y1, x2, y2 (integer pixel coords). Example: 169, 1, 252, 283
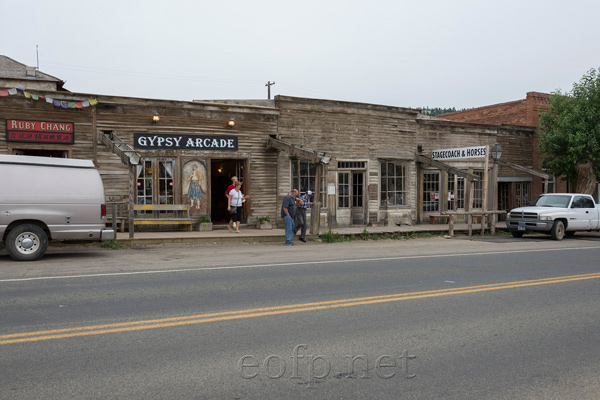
429, 215, 450, 224
132, 204, 193, 231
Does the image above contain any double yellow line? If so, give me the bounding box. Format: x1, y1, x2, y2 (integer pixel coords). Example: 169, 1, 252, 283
2, 272, 600, 345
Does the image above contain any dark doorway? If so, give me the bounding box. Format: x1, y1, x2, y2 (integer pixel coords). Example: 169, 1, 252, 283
211, 159, 245, 224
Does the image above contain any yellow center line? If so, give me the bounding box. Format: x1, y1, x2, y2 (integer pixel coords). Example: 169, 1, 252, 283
2, 272, 599, 345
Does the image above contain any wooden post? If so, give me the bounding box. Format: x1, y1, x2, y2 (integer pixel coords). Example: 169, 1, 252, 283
483, 145, 489, 211
310, 164, 323, 235
112, 203, 118, 233
311, 202, 321, 236
417, 165, 423, 223
92, 106, 98, 166
466, 180, 473, 237
480, 145, 489, 236
441, 172, 448, 214
491, 160, 499, 235
128, 163, 135, 239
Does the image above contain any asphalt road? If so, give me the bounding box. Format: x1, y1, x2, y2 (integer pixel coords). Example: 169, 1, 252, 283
1, 234, 600, 399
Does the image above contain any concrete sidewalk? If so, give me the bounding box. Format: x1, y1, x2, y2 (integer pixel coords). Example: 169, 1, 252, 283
114, 222, 508, 245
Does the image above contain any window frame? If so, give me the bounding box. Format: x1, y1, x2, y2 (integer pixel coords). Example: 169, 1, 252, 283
291, 159, 327, 208
380, 161, 409, 208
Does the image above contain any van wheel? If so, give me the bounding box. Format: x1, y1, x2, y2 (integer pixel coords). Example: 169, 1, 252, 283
5, 224, 49, 261
551, 221, 565, 241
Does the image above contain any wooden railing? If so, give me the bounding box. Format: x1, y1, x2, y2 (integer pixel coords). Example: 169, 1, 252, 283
441, 210, 507, 236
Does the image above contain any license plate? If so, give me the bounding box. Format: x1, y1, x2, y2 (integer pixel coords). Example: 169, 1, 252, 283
518, 225, 526, 231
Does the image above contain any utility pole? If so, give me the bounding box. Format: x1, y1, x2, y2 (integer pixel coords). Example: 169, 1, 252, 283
265, 81, 275, 99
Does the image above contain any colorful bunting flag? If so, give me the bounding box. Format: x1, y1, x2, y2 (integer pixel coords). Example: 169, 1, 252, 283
3, 87, 99, 108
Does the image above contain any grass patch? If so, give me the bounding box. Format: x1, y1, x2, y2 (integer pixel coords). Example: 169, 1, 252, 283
319, 229, 446, 243
100, 240, 130, 250
320, 228, 353, 243
359, 227, 370, 241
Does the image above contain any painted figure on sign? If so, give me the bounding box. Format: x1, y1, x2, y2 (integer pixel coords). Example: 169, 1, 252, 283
187, 164, 203, 209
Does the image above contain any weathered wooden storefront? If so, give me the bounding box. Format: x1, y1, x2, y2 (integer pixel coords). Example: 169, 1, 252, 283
1, 88, 537, 230
415, 119, 536, 223
93, 96, 281, 229
272, 97, 536, 227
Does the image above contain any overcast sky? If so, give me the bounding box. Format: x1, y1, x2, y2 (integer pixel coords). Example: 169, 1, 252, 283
2, 0, 599, 109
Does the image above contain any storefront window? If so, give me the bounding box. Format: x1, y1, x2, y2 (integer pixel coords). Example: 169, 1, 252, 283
423, 171, 439, 212
291, 160, 327, 207
447, 173, 465, 210
380, 161, 408, 207
158, 161, 174, 205
137, 160, 153, 205
136, 158, 175, 210
515, 182, 530, 208
472, 170, 484, 209
338, 172, 350, 208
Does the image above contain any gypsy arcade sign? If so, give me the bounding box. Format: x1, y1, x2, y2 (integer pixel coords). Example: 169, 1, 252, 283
6, 119, 75, 144
134, 133, 238, 150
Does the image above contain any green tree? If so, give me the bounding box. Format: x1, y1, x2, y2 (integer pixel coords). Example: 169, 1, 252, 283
538, 67, 600, 194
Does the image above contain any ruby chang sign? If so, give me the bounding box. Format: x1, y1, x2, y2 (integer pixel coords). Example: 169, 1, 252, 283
134, 133, 238, 150
6, 119, 74, 144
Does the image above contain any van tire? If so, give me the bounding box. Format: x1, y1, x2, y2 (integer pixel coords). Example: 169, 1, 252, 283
5, 224, 49, 261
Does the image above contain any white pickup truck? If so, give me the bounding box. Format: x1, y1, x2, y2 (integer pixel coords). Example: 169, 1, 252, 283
506, 193, 600, 240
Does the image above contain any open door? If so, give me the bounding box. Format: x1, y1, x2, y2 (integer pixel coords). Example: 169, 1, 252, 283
211, 159, 246, 224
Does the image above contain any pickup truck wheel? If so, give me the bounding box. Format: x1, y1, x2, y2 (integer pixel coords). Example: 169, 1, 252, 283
5, 224, 49, 261
551, 220, 565, 241
511, 231, 524, 238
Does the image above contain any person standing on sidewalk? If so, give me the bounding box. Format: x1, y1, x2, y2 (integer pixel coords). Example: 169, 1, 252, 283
225, 176, 238, 228
294, 190, 313, 242
228, 181, 248, 233
281, 189, 298, 245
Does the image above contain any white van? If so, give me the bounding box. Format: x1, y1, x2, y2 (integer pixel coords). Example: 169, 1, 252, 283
0, 155, 115, 261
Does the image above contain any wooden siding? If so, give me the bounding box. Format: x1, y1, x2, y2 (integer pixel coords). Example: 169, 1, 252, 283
1, 92, 535, 229
93, 96, 280, 224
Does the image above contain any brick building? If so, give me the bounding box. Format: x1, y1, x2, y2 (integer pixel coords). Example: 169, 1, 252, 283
440, 92, 569, 202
